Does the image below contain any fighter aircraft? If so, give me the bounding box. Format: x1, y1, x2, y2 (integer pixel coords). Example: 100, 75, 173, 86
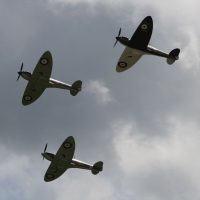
42, 136, 103, 182
114, 16, 180, 72
17, 51, 82, 105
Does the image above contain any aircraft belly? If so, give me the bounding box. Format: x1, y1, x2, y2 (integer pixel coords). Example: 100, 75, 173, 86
47, 83, 71, 90
147, 45, 169, 58
71, 159, 92, 170
53, 159, 71, 166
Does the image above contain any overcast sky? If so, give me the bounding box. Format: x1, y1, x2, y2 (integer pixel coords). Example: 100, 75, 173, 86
1, 0, 200, 200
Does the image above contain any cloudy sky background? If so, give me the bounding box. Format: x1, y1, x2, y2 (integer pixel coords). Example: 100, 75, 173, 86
1, 0, 200, 199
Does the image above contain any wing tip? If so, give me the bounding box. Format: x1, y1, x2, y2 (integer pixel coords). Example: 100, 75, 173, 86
64, 136, 75, 147
22, 101, 31, 106
44, 178, 53, 182
66, 136, 74, 141
116, 66, 127, 73
145, 16, 152, 21
44, 50, 51, 54
42, 51, 52, 59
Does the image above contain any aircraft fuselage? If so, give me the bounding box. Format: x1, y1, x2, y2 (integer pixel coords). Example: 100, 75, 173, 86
116, 36, 178, 60
41, 152, 93, 170
18, 71, 78, 92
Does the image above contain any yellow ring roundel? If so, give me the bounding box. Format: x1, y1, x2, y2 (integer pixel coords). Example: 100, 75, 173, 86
40, 58, 49, 65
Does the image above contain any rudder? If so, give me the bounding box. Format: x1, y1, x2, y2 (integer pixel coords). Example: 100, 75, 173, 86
70, 80, 82, 96
91, 161, 103, 175
167, 48, 180, 65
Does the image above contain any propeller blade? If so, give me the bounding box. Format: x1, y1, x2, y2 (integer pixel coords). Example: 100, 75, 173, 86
16, 63, 23, 82
44, 143, 47, 153
42, 143, 47, 161
20, 63, 23, 71
113, 40, 118, 47
16, 74, 20, 82
113, 28, 121, 47
118, 28, 121, 37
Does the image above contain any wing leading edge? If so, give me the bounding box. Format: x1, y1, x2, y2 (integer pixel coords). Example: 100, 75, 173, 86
22, 82, 45, 105
44, 136, 75, 182
31, 51, 53, 81
22, 51, 53, 105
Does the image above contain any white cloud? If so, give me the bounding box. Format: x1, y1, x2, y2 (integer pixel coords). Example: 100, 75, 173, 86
0, 146, 55, 200
179, 30, 200, 72
85, 80, 115, 105
113, 118, 200, 178
111, 117, 200, 183
109, 117, 200, 199
0, 145, 115, 200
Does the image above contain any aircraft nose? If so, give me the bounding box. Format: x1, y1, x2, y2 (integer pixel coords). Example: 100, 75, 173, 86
41, 153, 44, 156
116, 37, 119, 40
18, 71, 22, 75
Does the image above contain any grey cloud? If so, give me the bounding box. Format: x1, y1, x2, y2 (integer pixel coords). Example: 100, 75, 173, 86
1, 0, 200, 199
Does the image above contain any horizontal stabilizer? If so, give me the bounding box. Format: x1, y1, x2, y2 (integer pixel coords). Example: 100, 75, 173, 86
91, 161, 103, 175
167, 48, 180, 65
169, 48, 180, 57
70, 80, 82, 96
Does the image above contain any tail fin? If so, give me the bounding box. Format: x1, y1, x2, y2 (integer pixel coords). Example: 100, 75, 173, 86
167, 48, 180, 65
70, 80, 82, 96
91, 161, 103, 175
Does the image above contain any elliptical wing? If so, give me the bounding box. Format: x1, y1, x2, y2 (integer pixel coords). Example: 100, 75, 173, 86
128, 16, 153, 50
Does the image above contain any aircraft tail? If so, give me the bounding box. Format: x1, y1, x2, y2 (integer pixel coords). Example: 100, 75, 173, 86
91, 161, 103, 175
70, 80, 82, 96
167, 48, 180, 65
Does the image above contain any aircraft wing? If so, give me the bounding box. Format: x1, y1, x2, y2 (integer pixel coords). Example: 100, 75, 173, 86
22, 82, 45, 105
31, 51, 52, 81
55, 136, 75, 161
44, 136, 75, 182
128, 16, 153, 50
44, 162, 68, 182
116, 47, 143, 72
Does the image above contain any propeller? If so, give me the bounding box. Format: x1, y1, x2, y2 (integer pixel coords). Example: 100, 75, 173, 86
113, 28, 121, 47
42, 143, 48, 160
17, 63, 23, 81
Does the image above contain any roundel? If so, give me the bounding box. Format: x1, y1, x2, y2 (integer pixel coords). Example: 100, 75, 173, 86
45, 174, 54, 179
118, 61, 127, 68
40, 58, 49, 65
141, 23, 148, 30
23, 95, 32, 101
63, 142, 72, 149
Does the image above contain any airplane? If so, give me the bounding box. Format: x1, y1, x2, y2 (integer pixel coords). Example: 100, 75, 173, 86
114, 16, 180, 72
41, 136, 103, 182
17, 51, 82, 105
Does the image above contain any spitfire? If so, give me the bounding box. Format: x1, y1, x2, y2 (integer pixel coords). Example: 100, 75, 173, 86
15, 15, 182, 185
17, 51, 82, 106
42, 136, 103, 182
114, 16, 180, 72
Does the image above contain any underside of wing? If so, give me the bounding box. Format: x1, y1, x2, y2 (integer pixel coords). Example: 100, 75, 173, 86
116, 47, 143, 72
31, 51, 53, 81
54, 136, 75, 164
44, 162, 68, 182
128, 16, 153, 50
22, 82, 45, 105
